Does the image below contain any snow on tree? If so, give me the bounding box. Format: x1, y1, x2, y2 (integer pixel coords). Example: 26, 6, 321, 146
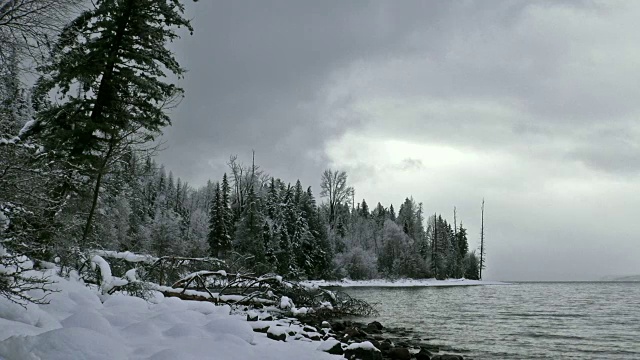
29, 0, 194, 248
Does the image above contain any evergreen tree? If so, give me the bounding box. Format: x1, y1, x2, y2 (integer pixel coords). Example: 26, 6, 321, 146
360, 199, 369, 218
304, 186, 332, 278
464, 251, 480, 280
397, 197, 416, 239
389, 204, 396, 222
207, 183, 222, 257
456, 224, 469, 278
221, 173, 232, 235
234, 185, 265, 268
30, 0, 193, 247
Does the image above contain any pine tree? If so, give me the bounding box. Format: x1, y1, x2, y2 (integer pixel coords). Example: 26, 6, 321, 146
219, 173, 232, 256
234, 185, 265, 268
456, 224, 469, 278
30, 0, 193, 247
397, 197, 416, 239
389, 204, 396, 222
304, 186, 332, 278
207, 183, 222, 257
360, 199, 369, 218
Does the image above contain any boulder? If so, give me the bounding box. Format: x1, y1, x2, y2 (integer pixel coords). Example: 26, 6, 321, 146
321, 321, 332, 329
431, 355, 463, 360
303, 332, 322, 341
378, 340, 392, 351
249, 321, 272, 333
388, 347, 411, 360
416, 348, 433, 360
303, 325, 318, 333
317, 339, 344, 355
332, 321, 346, 332
368, 339, 381, 349
367, 321, 384, 331
266, 326, 287, 341
251, 325, 269, 333
267, 331, 286, 341
365, 324, 382, 334
246, 312, 259, 322
344, 342, 382, 360
345, 327, 366, 338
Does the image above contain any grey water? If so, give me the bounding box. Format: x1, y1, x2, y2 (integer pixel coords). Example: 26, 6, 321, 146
341, 282, 640, 359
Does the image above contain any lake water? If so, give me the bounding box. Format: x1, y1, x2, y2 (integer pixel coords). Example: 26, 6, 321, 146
341, 282, 640, 359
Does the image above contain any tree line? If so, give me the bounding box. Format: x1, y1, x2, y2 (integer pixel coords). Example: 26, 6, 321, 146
73, 155, 484, 281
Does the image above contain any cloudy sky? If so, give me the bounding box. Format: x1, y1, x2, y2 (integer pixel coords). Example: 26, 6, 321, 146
160, 0, 640, 281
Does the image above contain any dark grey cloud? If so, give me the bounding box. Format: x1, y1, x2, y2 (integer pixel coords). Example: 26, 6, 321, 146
160, 0, 457, 186
159, 0, 640, 280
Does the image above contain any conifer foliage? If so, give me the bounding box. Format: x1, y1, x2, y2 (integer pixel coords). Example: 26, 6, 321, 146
30, 0, 193, 247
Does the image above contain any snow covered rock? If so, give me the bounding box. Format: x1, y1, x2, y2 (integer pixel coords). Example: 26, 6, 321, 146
344, 341, 382, 360
303, 325, 318, 333
250, 321, 274, 333
246, 310, 259, 321
303, 331, 322, 341
267, 325, 288, 341
317, 338, 344, 355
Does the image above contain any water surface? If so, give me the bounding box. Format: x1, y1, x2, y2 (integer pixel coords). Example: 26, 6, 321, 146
341, 282, 640, 359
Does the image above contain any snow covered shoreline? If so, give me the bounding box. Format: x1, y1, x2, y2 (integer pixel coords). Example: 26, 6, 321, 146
303, 278, 510, 288
0, 269, 342, 360
0, 266, 500, 359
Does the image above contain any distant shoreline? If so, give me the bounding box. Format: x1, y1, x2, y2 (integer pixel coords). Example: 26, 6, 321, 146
302, 278, 510, 288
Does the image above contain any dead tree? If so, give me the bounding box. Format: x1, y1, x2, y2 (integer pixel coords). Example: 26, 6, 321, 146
479, 199, 486, 280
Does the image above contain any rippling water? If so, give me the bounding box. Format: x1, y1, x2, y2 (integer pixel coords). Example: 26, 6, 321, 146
341, 282, 640, 359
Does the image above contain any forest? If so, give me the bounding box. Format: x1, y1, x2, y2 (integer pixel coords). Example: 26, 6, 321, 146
0, 0, 484, 305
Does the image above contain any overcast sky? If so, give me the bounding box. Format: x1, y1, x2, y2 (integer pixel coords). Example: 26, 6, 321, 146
159, 0, 640, 281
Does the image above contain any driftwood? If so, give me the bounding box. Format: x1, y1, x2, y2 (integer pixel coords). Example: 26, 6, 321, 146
77, 250, 377, 317
167, 270, 377, 317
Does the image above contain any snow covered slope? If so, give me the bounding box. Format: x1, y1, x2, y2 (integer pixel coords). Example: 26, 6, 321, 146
0, 270, 341, 360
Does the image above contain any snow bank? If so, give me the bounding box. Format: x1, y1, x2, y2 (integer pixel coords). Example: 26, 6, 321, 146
0, 269, 341, 360
0, 327, 128, 360
303, 278, 510, 288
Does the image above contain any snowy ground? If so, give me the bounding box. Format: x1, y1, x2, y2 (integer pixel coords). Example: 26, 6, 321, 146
302, 278, 510, 288
0, 270, 342, 360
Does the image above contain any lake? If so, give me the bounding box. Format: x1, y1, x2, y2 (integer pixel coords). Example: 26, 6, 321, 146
341, 282, 640, 359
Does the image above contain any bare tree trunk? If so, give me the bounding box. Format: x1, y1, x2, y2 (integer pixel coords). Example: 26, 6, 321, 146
480, 199, 485, 280
453, 206, 457, 236
81, 138, 116, 248
432, 213, 437, 278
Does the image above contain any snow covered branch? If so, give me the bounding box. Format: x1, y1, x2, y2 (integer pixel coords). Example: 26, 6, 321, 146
0, 244, 53, 306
